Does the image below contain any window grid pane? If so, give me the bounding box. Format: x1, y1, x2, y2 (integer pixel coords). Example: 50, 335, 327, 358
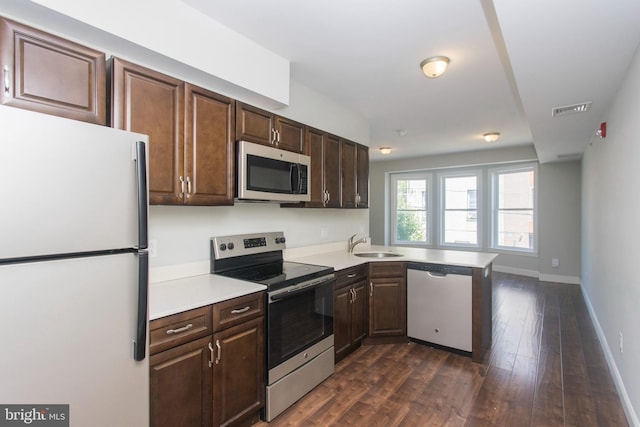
494, 167, 535, 251
443, 175, 478, 245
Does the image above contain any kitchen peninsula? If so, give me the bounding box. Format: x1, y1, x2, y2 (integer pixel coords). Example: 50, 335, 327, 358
285, 243, 497, 363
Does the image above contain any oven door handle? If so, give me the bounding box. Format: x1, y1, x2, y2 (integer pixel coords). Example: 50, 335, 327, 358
269, 277, 334, 303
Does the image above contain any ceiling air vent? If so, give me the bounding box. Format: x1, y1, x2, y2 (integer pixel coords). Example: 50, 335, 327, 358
552, 101, 592, 117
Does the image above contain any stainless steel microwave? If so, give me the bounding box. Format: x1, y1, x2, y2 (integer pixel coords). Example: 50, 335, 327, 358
236, 140, 311, 202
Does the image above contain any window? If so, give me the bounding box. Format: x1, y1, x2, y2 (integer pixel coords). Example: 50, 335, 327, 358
391, 173, 430, 245
440, 173, 479, 247
491, 165, 536, 252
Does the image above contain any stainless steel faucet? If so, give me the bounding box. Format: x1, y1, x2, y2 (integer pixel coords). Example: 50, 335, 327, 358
348, 234, 367, 253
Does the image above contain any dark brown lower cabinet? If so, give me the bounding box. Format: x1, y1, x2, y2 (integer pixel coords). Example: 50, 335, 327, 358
150, 336, 213, 427
149, 293, 264, 427
334, 265, 367, 362
367, 262, 407, 341
212, 317, 264, 427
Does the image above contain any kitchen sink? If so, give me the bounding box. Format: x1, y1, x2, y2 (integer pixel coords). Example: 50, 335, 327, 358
354, 251, 403, 258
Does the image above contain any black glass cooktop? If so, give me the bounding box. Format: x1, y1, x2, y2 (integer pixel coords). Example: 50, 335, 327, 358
216, 260, 333, 291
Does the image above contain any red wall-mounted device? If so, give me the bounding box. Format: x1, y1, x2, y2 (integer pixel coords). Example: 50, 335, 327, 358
598, 121, 607, 139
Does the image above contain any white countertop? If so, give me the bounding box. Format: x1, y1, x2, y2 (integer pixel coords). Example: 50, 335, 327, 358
149, 243, 497, 321
149, 274, 266, 320
286, 244, 498, 271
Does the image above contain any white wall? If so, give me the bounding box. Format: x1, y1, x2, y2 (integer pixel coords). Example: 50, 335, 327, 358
581, 42, 640, 426
149, 205, 368, 267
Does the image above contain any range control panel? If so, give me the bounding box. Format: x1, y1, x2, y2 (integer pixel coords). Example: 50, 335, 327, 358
211, 231, 286, 260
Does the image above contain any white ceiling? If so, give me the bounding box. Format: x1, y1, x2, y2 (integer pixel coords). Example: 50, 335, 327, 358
183, 0, 640, 163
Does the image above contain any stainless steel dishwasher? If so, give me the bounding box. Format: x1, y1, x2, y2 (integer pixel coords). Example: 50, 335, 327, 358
407, 262, 473, 352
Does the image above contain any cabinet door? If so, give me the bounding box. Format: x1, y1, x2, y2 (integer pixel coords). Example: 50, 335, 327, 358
212, 317, 264, 427
340, 140, 357, 208
351, 281, 367, 344
0, 17, 106, 125
305, 127, 327, 207
324, 135, 342, 208
368, 277, 407, 338
185, 83, 235, 206
356, 144, 369, 208
111, 57, 184, 205
150, 336, 213, 427
235, 102, 273, 146
275, 116, 304, 153
334, 285, 353, 361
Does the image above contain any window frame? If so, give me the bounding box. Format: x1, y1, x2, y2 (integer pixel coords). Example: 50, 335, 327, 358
438, 170, 482, 249
390, 172, 432, 246
489, 163, 538, 254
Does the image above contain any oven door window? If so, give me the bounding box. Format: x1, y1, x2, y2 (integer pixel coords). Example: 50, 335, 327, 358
267, 280, 333, 369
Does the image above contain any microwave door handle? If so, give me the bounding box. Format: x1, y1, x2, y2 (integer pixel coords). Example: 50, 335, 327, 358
290, 163, 300, 193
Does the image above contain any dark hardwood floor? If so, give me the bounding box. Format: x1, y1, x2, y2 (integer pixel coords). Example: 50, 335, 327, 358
257, 272, 629, 426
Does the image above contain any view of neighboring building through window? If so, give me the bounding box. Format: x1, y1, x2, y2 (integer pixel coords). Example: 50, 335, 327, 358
491, 165, 536, 251
440, 174, 479, 246
392, 174, 429, 244
389, 163, 536, 253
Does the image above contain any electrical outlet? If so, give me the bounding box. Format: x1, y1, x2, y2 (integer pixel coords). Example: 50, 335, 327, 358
551, 258, 559, 268
149, 239, 158, 258
619, 332, 623, 353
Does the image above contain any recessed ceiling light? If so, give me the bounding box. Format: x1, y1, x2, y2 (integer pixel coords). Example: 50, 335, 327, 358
483, 132, 500, 142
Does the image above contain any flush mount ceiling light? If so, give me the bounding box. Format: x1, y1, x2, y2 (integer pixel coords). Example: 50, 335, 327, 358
379, 147, 392, 155
483, 132, 500, 142
420, 56, 450, 78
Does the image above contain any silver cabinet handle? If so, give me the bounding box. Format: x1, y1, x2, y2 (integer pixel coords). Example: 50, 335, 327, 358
179, 176, 185, 198
215, 339, 221, 365
347, 273, 356, 278
230, 306, 250, 314
3, 66, 9, 95
370, 282, 373, 297
275, 129, 280, 145
208, 342, 214, 368
326, 191, 330, 203
186, 176, 192, 196
350, 288, 356, 303
271, 128, 276, 145
166, 323, 193, 334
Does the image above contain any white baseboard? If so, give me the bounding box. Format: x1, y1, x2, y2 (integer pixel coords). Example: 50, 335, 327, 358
580, 285, 639, 427
538, 273, 581, 285
492, 265, 539, 278
492, 265, 581, 285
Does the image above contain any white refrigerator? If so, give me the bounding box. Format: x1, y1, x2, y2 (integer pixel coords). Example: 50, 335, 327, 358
0, 106, 150, 426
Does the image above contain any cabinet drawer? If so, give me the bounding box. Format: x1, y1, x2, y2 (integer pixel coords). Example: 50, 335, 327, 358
335, 264, 367, 289
213, 292, 264, 331
368, 261, 406, 279
149, 306, 212, 355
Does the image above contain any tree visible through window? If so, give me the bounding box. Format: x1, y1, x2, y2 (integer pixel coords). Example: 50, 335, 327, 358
394, 176, 428, 243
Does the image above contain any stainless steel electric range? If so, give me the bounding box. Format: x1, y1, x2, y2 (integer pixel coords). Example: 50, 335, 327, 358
210, 232, 335, 421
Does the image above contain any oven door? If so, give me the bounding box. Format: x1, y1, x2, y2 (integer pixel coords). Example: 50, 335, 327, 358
267, 275, 334, 370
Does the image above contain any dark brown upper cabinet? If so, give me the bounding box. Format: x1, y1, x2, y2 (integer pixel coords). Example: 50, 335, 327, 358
0, 16, 106, 125
236, 102, 305, 154
341, 140, 369, 208
110, 57, 235, 206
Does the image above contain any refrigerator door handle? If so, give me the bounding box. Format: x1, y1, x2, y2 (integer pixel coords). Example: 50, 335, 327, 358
134, 140, 148, 250
134, 251, 149, 361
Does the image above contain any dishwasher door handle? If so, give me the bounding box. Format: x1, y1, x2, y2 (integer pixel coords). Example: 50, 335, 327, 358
426, 271, 448, 278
